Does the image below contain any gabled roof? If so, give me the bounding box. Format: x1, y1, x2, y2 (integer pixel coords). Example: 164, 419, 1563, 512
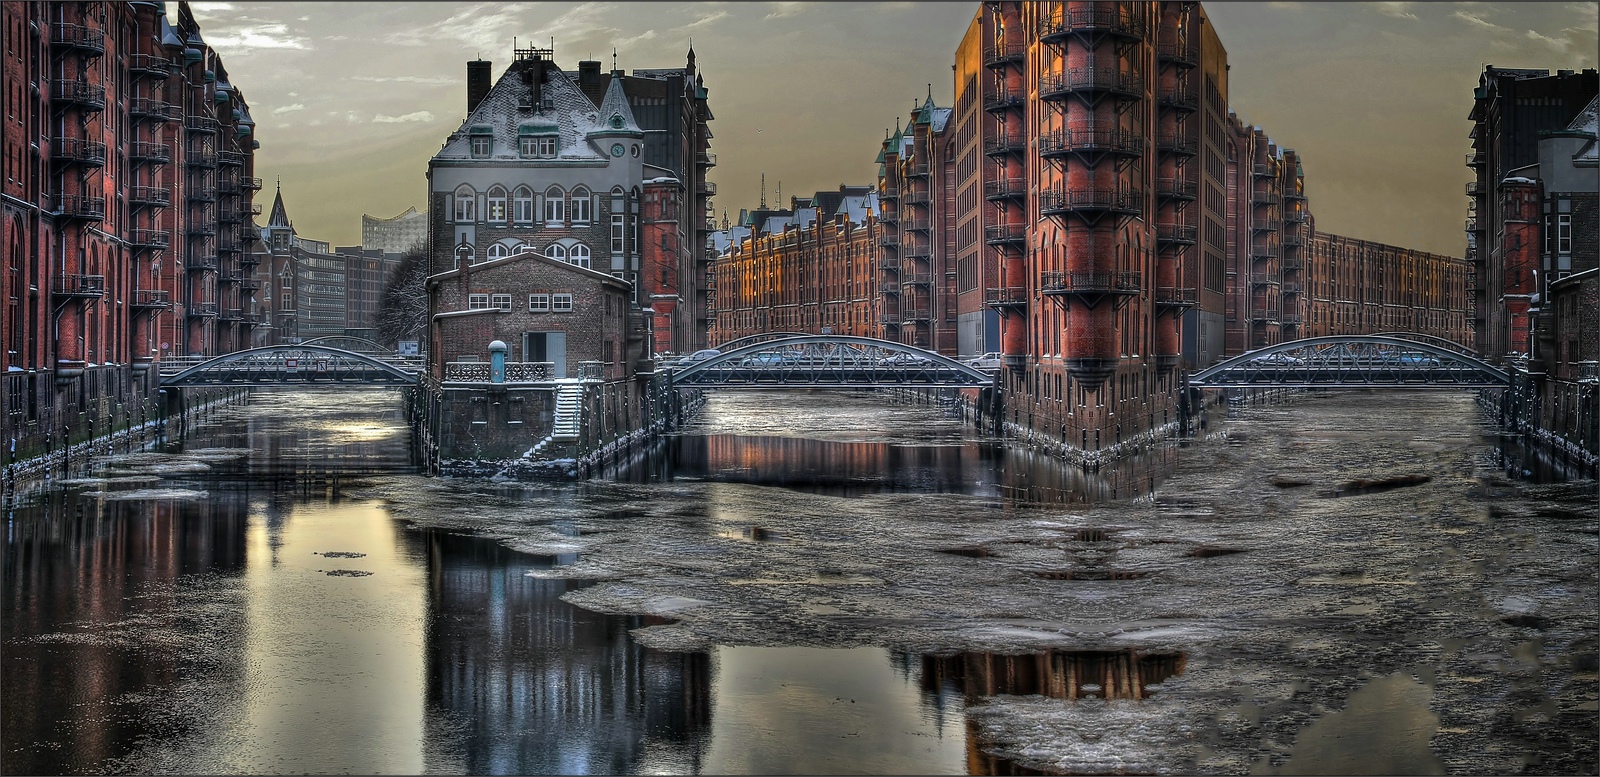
267, 185, 291, 229
593, 74, 643, 137
434, 57, 624, 163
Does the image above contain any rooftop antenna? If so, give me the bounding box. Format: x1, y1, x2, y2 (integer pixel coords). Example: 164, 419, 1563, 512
612, 47, 618, 72
776, 181, 782, 208
759, 173, 766, 209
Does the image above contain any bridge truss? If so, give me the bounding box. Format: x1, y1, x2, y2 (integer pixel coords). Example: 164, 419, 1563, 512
160, 346, 420, 388
1188, 335, 1509, 390
669, 335, 996, 389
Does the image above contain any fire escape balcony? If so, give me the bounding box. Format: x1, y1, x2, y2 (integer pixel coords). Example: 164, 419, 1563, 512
187, 223, 216, 237
130, 98, 180, 122
1041, 271, 1142, 298
1155, 178, 1197, 200
1282, 255, 1304, 270
1157, 41, 1198, 68
51, 80, 106, 112
1251, 246, 1278, 260
130, 289, 171, 310
904, 219, 930, 232
1156, 224, 1198, 245
903, 245, 932, 260
51, 194, 105, 221
983, 40, 1025, 68
129, 228, 169, 249
1038, 7, 1147, 41
129, 185, 171, 209
902, 273, 932, 287
1466, 151, 1483, 167
1250, 273, 1280, 286
1465, 217, 1482, 232
900, 305, 932, 323
130, 141, 171, 164
986, 223, 1027, 246
1038, 128, 1142, 157
984, 134, 1027, 156
985, 177, 1028, 201
187, 187, 216, 203
1250, 310, 1280, 324
1283, 234, 1303, 247
879, 283, 901, 296
1252, 163, 1276, 177
1155, 132, 1197, 156
1466, 180, 1481, 197
1039, 188, 1143, 217
1285, 189, 1307, 201
217, 150, 244, 167
1285, 211, 1306, 223
983, 84, 1026, 113
879, 257, 900, 271
1039, 68, 1145, 102
129, 53, 171, 79
1252, 190, 1280, 205
1281, 282, 1303, 296
908, 160, 930, 178
985, 286, 1028, 309
880, 234, 900, 247
186, 253, 218, 272
697, 151, 716, 167
240, 277, 261, 292
186, 150, 217, 168
1250, 219, 1278, 232
218, 268, 243, 285
1154, 286, 1198, 308
187, 302, 218, 318
1279, 312, 1302, 326
218, 233, 242, 253
242, 176, 263, 190
50, 22, 106, 55
219, 205, 242, 224
698, 180, 717, 196
907, 189, 931, 205
217, 308, 242, 323
50, 137, 107, 167
1157, 88, 1198, 112
185, 116, 217, 134
51, 273, 105, 299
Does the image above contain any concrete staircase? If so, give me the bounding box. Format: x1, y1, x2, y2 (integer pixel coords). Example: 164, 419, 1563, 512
552, 381, 582, 441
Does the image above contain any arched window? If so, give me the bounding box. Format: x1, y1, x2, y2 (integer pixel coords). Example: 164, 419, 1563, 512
453, 184, 476, 223
487, 243, 511, 260
544, 186, 566, 225
610, 187, 626, 255
571, 186, 592, 224
568, 243, 591, 269
487, 186, 507, 223
513, 186, 534, 224
544, 243, 567, 262
513, 243, 536, 255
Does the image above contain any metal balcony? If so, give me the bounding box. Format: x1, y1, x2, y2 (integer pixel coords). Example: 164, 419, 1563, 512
243, 177, 263, 190
983, 84, 1026, 113
1285, 211, 1306, 223
1038, 128, 1142, 157
1038, 7, 1146, 41
985, 177, 1028, 201
52, 194, 105, 221
1465, 217, 1481, 232
877, 208, 898, 224
1251, 247, 1278, 260
1155, 177, 1197, 200
129, 228, 169, 249
187, 223, 216, 237
129, 53, 171, 78
904, 219, 930, 232
51, 79, 106, 111
1252, 163, 1275, 177
1156, 133, 1197, 156
900, 306, 932, 323
187, 302, 218, 318
902, 273, 932, 286
50, 137, 106, 167
1039, 68, 1144, 101
217, 308, 243, 323
1158, 88, 1198, 111
907, 189, 931, 205
130, 141, 172, 164
1279, 312, 1302, 326
986, 223, 1027, 246
1251, 219, 1278, 232
185, 116, 218, 134
1250, 273, 1280, 286
130, 98, 180, 122
52, 273, 105, 298
240, 278, 261, 292
903, 245, 932, 260
1249, 311, 1279, 324
1281, 282, 1303, 296
217, 150, 244, 167
130, 185, 171, 208
984, 134, 1027, 156
187, 188, 216, 203
908, 160, 930, 178
1285, 190, 1307, 201
1154, 286, 1198, 308
1466, 151, 1483, 167
983, 40, 1024, 68
51, 22, 106, 54
1039, 188, 1143, 217
699, 180, 717, 196
879, 283, 901, 296
250, 203, 264, 215
218, 270, 243, 285
1252, 191, 1280, 205
1282, 256, 1305, 271
1157, 41, 1198, 68
879, 234, 900, 247
186, 254, 218, 272
697, 151, 716, 167
879, 258, 900, 271
131, 289, 171, 310
186, 150, 217, 168
1283, 234, 1303, 247
218, 234, 242, 253
1466, 180, 1481, 197
1040, 271, 1142, 297
985, 286, 1028, 309
1156, 224, 1197, 244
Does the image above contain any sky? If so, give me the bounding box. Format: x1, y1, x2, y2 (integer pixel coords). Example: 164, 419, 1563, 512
182, 1, 1599, 256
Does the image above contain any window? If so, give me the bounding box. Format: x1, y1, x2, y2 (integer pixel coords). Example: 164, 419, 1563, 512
491, 294, 512, 310
611, 213, 625, 254
513, 186, 534, 223
487, 243, 511, 261
545, 243, 567, 262
552, 293, 573, 312
529, 293, 551, 312
544, 186, 566, 225
468, 293, 491, 310
519, 136, 538, 157
281, 274, 292, 289
470, 135, 492, 157
569, 243, 591, 269
539, 136, 557, 157
571, 187, 592, 224
454, 185, 476, 222
1557, 214, 1572, 254
487, 186, 507, 223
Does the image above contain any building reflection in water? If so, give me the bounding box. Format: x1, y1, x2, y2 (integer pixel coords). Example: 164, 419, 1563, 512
1, 491, 249, 775
620, 434, 1177, 504
420, 529, 711, 775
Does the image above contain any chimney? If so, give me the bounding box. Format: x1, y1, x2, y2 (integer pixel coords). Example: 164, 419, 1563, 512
579, 60, 601, 89
467, 59, 492, 114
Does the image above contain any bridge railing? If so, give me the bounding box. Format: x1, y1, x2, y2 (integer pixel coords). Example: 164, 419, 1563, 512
443, 361, 557, 382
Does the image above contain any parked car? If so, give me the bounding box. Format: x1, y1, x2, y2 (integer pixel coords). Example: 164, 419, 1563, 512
740, 352, 795, 367
879, 352, 934, 367
967, 352, 1003, 370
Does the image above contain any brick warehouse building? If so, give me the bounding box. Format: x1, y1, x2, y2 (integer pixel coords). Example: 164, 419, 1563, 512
3, 1, 260, 462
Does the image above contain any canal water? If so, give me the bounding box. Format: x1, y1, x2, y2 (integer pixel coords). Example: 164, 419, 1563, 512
3, 388, 1595, 775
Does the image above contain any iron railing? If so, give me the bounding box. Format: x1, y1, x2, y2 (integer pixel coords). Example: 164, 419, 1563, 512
52, 273, 105, 297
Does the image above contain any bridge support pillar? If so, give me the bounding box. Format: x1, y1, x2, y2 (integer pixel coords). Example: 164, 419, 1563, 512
160, 388, 185, 436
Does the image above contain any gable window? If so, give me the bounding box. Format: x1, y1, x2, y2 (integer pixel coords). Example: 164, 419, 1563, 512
571, 187, 592, 224
569, 243, 591, 269
491, 293, 512, 311
468, 126, 494, 158
453, 185, 476, 223
552, 293, 574, 312
529, 293, 551, 312
539, 136, 557, 157
468, 293, 491, 310
487, 187, 507, 223
544, 186, 566, 225
519, 136, 538, 157
513, 186, 534, 224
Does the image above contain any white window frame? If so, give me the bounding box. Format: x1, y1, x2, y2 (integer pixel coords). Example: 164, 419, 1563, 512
611, 213, 625, 254
491, 293, 512, 311
571, 187, 592, 224
468, 293, 491, 310
552, 293, 574, 312
519, 136, 538, 158
454, 185, 476, 223
539, 136, 557, 158
487, 187, 507, 223
470, 135, 492, 157
545, 243, 567, 262
486, 243, 511, 261
513, 187, 534, 224
544, 186, 566, 226
1557, 213, 1572, 254
529, 293, 551, 312
569, 243, 591, 269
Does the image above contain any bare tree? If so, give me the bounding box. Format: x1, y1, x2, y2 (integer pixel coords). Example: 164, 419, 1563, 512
375, 242, 428, 348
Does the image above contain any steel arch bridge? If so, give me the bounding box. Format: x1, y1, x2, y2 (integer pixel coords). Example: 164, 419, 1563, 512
296, 335, 391, 354
669, 335, 997, 389
713, 332, 812, 352
160, 345, 420, 388
1188, 335, 1509, 390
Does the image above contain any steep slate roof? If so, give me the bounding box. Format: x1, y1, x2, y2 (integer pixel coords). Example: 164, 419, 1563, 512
1567, 95, 1599, 165
267, 186, 291, 228
435, 58, 632, 163
594, 74, 643, 135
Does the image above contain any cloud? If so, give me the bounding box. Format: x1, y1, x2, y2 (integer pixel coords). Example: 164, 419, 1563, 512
326, 34, 348, 41
372, 111, 436, 123
389, 1, 535, 49
765, 2, 805, 20
205, 23, 310, 50
677, 10, 728, 30
1453, 10, 1507, 31
614, 29, 657, 49
351, 75, 456, 84
1375, 2, 1417, 20
1525, 29, 1568, 51
271, 103, 305, 115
